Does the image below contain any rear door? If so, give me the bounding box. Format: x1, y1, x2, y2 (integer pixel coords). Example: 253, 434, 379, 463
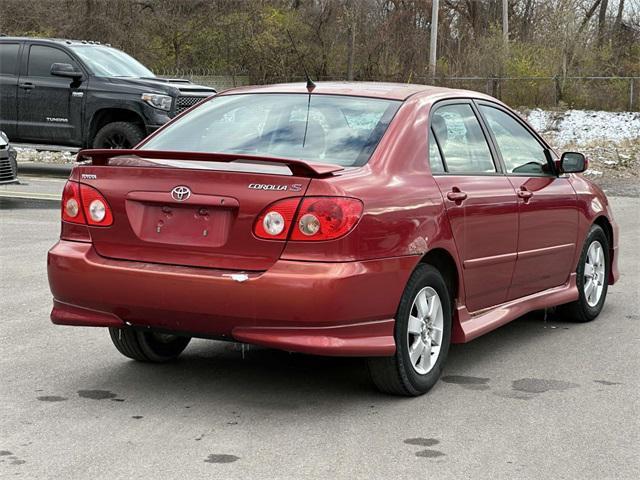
430, 101, 519, 312
0, 42, 22, 138
476, 102, 578, 299
17, 43, 86, 145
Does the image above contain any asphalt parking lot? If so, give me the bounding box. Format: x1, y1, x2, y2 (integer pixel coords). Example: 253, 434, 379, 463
1, 177, 639, 479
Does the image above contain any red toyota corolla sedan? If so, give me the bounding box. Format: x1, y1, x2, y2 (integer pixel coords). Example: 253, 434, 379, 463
47, 82, 619, 396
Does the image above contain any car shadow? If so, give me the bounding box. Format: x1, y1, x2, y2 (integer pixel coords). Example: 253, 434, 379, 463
73, 308, 591, 409
83, 344, 381, 413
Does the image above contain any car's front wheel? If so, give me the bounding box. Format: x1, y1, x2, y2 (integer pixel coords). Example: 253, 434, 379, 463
108, 327, 191, 362
368, 264, 452, 396
559, 224, 610, 322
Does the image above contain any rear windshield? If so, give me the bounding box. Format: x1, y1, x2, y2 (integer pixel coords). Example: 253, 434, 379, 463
141, 93, 401, 167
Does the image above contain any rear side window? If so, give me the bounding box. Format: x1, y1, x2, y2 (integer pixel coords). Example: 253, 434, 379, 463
428, 129, 445, 173
431, 104, 495, 174
479, 105, 551, 175
28, 45, 78, 77
0, 43, 20, 75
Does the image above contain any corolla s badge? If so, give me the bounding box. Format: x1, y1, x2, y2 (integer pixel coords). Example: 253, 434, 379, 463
171, 186, 191, 201
248, 183, 303, 192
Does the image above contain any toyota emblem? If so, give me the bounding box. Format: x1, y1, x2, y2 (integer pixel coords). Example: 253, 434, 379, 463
171, 186, 191, 201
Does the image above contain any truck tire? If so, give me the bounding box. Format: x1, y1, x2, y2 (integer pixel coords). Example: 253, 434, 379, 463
108, 327, 191, 362
92, 121, 145, 149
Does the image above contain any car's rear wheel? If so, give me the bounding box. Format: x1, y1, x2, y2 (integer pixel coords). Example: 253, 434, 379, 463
108, 327, 191, 362
92, 121, 145, 149
558, 224, 610, 322
368, 264, 452, 396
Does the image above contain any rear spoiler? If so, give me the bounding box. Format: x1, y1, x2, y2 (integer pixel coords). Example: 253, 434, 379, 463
77, 149, 344, 177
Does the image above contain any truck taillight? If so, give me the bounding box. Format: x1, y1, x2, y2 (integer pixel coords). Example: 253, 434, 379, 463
61, 181, 113, 227
253, 197, 362, 241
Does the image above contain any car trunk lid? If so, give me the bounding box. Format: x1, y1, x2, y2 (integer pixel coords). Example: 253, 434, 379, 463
74, 150, 343, 271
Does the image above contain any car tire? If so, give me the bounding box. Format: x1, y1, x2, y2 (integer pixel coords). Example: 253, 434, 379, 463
368, 264, 452, 396
92, 121, 145, 149
558, 224, 610, 322
108, 327, 191, 362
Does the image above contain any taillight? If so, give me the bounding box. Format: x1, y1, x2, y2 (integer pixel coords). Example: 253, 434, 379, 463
80, 184, 113, 226
253, 196, 363, 241
61, 181, 85, 224
254, 198, 301, 240
290, 197, 363, 241
60, 180, 112, 227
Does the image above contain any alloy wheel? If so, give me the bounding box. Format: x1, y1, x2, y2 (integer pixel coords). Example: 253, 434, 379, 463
407, 286, 444, 375
104, 133, 130, 149
584, 240, 606, 307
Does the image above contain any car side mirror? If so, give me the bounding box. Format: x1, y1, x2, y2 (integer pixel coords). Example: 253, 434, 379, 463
50, 63, 83, 79
560, 152, 587, 173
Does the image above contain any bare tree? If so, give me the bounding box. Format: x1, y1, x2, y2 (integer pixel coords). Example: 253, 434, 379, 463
598, 0, 609, 45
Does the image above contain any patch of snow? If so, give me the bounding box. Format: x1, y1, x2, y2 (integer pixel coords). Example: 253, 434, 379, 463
519, 109, 640, 146
584, 169, 603, 176
522, 108, 552, 133
15, 147, 76, 164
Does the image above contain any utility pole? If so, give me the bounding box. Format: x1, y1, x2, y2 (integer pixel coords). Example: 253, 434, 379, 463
502, 0, 509, 46
429, 0, 439, 81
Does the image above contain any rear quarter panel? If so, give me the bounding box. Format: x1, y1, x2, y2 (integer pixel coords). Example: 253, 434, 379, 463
280, 94, 464, 299
281, 95, 457, 262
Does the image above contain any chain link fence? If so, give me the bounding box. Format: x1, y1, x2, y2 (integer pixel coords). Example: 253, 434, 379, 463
158, 70, 638, 111
429, 76, 638, 112
157, 69, 250, 91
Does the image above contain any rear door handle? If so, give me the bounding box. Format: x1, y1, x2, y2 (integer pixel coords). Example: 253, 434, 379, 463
517, 188, 533, 200
19, 82, 35, 90
446, 190, 468, 202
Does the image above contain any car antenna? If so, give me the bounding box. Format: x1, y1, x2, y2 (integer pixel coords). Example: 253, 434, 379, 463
286, 29, 315, 91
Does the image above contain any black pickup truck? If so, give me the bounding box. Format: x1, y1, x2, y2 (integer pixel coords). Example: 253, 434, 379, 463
0, 37, 216, 149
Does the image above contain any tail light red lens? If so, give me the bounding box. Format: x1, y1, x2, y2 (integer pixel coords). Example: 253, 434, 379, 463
253, 197, 363, 241
254, 198, 301, 240
290, 197, 363, 241
61, 181, 113, 227
61, 181, 86, 224
79, 184, 113, 226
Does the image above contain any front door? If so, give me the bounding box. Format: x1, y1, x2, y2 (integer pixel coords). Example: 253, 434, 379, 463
429, 102, 519, 312
17, 44, 85, 145
476, 102, 578, 300
0, 42, 21, 138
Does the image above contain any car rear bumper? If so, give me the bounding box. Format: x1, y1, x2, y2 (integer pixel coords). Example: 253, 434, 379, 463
48, 241, 418, 356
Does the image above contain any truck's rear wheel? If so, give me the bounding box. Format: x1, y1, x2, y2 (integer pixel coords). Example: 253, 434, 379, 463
93, 121, 145, 149
108, 327, 190, 362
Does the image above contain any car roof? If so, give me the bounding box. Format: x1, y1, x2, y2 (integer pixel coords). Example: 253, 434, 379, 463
220, 81, 494, 102
0, 36, 108, 47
